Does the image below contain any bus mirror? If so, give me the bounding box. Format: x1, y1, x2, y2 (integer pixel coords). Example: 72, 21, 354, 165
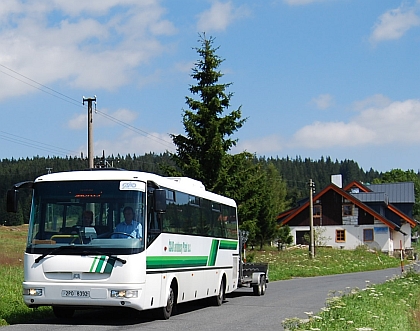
154, 189, 166, 213
6, 189, 18, 213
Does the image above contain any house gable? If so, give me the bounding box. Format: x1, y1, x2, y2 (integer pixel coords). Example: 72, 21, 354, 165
386, 204, 417, 228
279, 183, 400, 230
343, 181, 372, 193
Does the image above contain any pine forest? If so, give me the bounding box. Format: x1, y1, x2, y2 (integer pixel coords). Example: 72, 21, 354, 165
0, 153, 382, 226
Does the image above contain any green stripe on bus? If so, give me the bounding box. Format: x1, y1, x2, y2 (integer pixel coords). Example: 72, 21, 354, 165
89, 256, 115, 274
146, 256, 208, 269
103, 258, 116, 273
219, 240, 238, 250
207, 239, 219, 266
95, 256, 106, 272
89, 256, 100, 272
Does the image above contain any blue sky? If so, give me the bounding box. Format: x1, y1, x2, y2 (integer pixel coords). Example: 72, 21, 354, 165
1, 0, 420, 173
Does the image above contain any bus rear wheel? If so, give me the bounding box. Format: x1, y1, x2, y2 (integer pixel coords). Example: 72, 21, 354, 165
52, 306, 75, 319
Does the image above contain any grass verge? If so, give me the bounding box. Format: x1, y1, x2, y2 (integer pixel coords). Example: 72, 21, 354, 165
0, 266, 52, 326
0, 225, 53, 326
282, 269, 420, 331
249, 245, 401, 280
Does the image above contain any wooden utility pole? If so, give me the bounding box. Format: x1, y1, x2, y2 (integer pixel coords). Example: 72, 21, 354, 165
83, 96, 96, 169
309, 179, 315, 258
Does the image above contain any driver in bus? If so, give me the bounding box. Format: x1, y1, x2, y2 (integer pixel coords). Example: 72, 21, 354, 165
82, 210, 94, 226
112, 206, 142, 239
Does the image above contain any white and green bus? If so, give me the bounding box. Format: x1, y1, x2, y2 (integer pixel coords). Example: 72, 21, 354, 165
7, 169, 246, 319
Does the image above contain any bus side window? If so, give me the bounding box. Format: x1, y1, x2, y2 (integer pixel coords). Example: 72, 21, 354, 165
147, 190, 163, 246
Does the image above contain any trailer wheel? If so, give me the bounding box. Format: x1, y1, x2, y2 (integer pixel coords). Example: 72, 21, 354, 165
52, 306, 75, 319
260, 274, 266, 295
253, 275, 266, 296
252, 283, 261, 296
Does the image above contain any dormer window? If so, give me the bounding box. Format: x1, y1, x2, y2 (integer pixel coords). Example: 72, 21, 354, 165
343, 204, 353, 216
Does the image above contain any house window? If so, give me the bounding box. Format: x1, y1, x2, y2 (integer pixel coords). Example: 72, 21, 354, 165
336, 229, 346, 242
313, 205, 321, 218
363, 228, 374, 242
343, 204, 353, 216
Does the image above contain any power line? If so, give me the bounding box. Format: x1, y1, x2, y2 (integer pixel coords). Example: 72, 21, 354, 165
95, 110, 175, 151
0, 131, 78, 156
0, 63, 177, 153
0, 64, 82, 108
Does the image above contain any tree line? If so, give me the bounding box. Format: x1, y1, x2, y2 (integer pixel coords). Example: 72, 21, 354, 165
0, 153, 382, 224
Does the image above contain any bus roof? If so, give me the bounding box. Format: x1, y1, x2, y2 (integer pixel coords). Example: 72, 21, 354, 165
34, 169, 236, 207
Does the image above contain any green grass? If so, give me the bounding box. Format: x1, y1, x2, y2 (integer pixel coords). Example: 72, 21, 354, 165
249, 245, 401, 280
282, 269, 420, 331
0, 225, 26, 266
0, 266, 52, 326
0, 225, 417, 328
0, 225, 53, 326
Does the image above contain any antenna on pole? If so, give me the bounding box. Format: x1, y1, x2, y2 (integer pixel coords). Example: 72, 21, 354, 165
83, 96, 97, 169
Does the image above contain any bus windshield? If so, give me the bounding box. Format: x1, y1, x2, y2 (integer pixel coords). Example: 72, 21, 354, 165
27, 180, 146, 254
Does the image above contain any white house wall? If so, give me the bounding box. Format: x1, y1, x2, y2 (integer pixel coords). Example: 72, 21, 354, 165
289, 224, 404, 253
394, 223, 412, 249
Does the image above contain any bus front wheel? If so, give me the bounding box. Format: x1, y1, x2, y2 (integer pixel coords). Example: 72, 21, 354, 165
160, 286, 175, 320
212, 278, 225, 306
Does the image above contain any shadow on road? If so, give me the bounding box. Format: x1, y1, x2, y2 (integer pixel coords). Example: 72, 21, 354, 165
21, 296, 236, 326
17, 287, 259, 327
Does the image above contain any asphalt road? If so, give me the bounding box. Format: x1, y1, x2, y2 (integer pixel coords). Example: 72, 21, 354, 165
3, 266, 408, 331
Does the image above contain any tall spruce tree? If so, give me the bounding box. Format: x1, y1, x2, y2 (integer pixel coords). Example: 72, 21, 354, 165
168, 34, 246, 191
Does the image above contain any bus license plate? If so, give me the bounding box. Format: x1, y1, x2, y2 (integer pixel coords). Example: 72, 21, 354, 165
61, 290, 90, 297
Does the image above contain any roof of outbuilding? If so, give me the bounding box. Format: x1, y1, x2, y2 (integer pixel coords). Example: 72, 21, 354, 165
365, 182, 415, 204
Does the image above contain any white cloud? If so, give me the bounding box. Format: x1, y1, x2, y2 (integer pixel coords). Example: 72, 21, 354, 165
235, 134, 285, 154
291, 121, 375, 148
93, 130, 175, 157
174, 61, 195, 74
196, 1, 250, 32
357, 99, 420, 144
68, 108, 139, 130
68, 113, 86, 130
239, 96, 420, 154
291, 97, 420, 148
0, 1, 177, 100
311, 94, 334, 110
352, 94, 392, 112
283, 0, 328, 5
71, 107, 177, 156
48, 0, 147, 16
370, 5, 420, 44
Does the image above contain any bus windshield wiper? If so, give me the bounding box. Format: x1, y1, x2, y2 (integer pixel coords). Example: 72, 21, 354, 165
35, 246, 74, 263
81, 251, 126, 264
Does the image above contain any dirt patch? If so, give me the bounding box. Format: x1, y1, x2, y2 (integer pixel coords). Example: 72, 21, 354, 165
0, 225, 27, 266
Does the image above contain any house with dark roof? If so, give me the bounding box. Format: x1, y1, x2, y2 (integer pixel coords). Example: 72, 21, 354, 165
277, 178, 416, 254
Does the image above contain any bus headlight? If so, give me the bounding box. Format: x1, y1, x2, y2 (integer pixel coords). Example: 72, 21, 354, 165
110, 290, 138, 298
23, 288, 43, 296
